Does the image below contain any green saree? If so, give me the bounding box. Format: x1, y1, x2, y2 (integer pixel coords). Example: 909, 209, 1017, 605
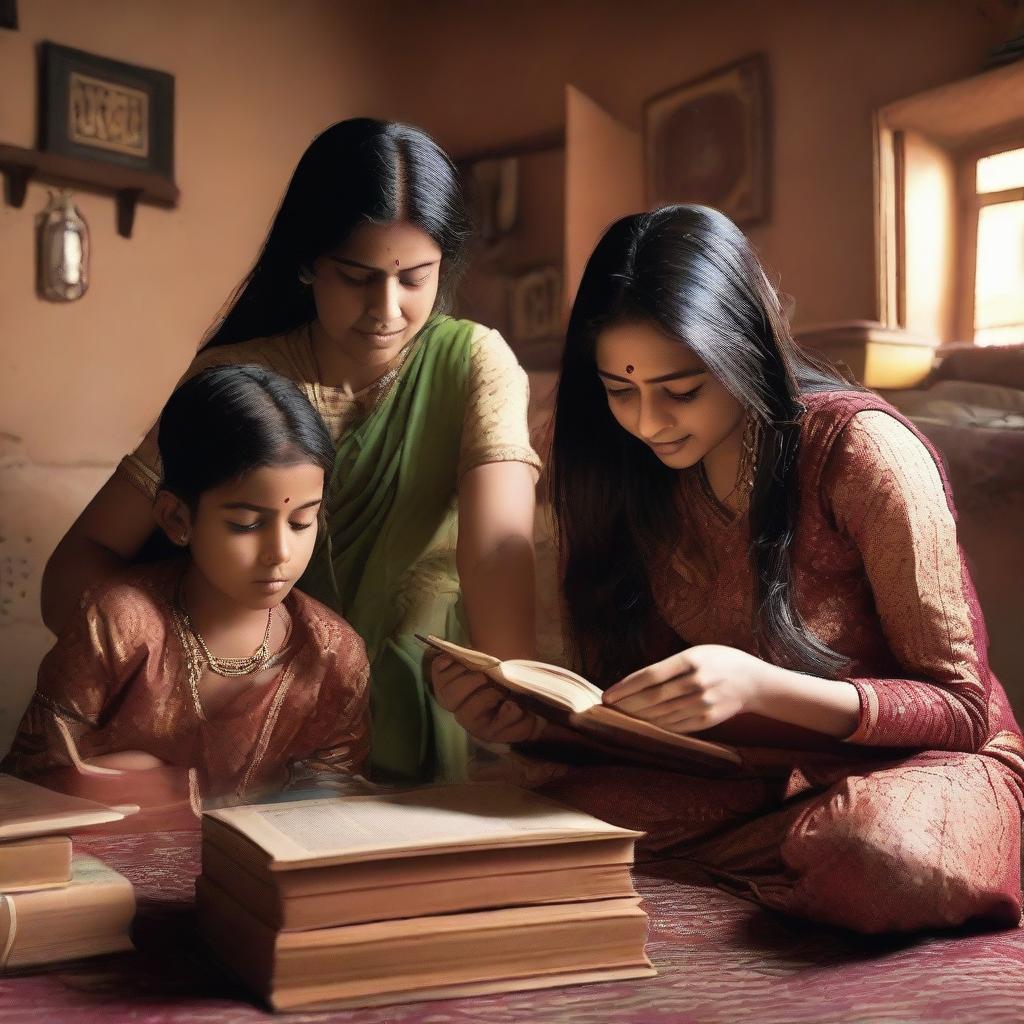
299, 316, 474, 783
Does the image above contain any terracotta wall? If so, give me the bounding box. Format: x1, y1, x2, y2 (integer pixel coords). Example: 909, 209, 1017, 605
0, 0, 385, 466
356, 0, 1001, 329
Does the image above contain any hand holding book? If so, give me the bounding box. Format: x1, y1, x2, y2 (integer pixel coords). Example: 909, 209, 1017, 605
420, 636, 742, 772
603, 644, 766, 734
428, 651, 548, 745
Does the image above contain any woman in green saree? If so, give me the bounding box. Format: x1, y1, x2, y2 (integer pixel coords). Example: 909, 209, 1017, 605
41, 119, 541, 783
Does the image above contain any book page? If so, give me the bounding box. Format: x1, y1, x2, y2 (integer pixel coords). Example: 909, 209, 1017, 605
499, 662, 601, 714
207, 783, 640, 866
420, 635, 601, 714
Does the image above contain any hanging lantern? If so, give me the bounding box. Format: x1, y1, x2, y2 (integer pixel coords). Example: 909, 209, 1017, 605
37, 191, 90, 302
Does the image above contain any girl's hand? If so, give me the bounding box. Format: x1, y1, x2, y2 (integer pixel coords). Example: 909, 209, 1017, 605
602, 644, 772, 734
429, 655, 545, 744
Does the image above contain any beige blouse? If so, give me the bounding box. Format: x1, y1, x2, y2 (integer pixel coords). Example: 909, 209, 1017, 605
119, 322, 540, 499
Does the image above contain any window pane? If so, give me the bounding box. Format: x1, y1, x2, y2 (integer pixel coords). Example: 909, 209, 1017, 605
976, 146, 1024, 194
974, 199, 1024, 346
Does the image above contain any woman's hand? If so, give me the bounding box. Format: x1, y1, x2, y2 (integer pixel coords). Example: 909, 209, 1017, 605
602, 644, 773, 734
429, 655, 545, 744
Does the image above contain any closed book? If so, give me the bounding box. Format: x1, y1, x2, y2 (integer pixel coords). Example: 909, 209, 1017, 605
201, 835, 637, 930
197, 875, 654, 1012
0, 834, 72, 893
0, 774, 125, 841
0, 854, 135, 970
201, 784, 640, 927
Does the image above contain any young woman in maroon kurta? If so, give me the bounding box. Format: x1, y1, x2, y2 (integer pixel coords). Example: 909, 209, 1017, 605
432, 205, 1024, 934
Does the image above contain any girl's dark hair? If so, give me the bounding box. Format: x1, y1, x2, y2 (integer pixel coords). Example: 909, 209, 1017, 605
550, 204, 860, 686
157, 364, 335, 507
204, 118, 471, 349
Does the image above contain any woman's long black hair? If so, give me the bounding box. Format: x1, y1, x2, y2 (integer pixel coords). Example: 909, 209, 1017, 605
158, 364, 335, 507
203, 118, 471, 349
550, 205, 860, 686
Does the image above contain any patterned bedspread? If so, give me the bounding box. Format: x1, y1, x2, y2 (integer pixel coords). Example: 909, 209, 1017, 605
1, 830, 1022, 1023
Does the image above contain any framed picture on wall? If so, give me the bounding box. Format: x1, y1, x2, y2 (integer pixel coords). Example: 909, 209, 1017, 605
0, 1, 18, 30
509, 267, 562, 346
644, 54, 769, 225
39, 42, 175, 182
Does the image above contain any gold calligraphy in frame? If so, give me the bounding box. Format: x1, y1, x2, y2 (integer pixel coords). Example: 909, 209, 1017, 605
68, 71, 150, 160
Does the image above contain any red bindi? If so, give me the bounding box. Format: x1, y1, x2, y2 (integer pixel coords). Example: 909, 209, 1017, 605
626, 364, 635, 374
394, 259, 400, 267
284, 497, 290, 504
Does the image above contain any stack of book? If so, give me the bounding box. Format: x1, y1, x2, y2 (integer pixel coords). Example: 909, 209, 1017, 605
0, 774, 135, 970
196, 782, 655, 1011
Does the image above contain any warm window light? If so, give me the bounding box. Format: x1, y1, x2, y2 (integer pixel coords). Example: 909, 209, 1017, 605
972, 146, 1024, 347
974, 200, 1024, 347
976, 146, 1024, 194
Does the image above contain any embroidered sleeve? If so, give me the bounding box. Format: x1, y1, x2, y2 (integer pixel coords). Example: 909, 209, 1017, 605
286, 632, 371, 785
3, 585, 150, 775
824, 411, 989, 751
459, 326, 542, 478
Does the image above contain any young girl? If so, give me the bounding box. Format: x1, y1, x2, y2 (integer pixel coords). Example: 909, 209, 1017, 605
41, 118, 540, 785
5, 365, 369, 818
433, 205, 1024, 934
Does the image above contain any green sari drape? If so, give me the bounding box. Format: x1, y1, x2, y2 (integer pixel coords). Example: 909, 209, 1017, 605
298, 316, 474, 783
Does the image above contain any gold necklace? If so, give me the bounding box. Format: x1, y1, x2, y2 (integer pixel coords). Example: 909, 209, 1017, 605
306, 322, 412, 408
178, 601, 273, 678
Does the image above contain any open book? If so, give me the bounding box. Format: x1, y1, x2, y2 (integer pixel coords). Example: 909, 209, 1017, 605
418, 636, 742, 772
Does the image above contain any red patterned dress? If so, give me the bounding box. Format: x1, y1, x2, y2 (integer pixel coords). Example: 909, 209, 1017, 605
3, 562, 370, 816
534, 391, 1024, 934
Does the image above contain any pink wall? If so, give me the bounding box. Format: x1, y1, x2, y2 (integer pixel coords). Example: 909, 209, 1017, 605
0, 0, 385, 466
356, 0, 1001, 329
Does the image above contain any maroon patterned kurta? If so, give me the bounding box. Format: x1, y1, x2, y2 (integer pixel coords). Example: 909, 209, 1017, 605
530, 391, 1024, 933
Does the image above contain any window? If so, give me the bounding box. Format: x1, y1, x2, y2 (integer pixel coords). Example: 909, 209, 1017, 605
876, 60, 1024, 348
967, 146, 1024, 347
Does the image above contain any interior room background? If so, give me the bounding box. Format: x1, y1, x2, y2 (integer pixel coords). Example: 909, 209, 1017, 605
1, 0, 1019, 753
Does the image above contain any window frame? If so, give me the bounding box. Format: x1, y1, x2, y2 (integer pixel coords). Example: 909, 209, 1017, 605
874, 60, 1024, 347
957, 138, 1024, 344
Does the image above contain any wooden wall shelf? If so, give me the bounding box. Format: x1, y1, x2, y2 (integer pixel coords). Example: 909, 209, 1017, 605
0, 142, 179, 238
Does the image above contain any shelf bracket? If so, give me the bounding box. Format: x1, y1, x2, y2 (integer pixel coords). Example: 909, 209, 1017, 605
115, 188, 142, 238
2, 163, 34, 208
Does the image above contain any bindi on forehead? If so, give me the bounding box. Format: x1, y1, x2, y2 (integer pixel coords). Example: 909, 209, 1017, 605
626, 364, 635, 374
283, 497, 290, 504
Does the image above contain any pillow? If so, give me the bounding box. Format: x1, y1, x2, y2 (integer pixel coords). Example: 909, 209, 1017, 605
931, 343, 1024, 391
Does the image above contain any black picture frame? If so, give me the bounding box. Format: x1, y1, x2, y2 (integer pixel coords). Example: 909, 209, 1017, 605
39, 42, 175, 183
0, 1, 17, 30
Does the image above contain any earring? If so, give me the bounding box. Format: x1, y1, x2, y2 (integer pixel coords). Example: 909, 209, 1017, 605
179, 532, 189, 546
297, 266, 315, 286
739, 413, 760, 493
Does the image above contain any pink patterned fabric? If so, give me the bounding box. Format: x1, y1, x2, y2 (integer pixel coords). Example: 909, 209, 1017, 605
2, 829, 1023, 1023
650, 391, 1021, 753
526, 391, 1024, 934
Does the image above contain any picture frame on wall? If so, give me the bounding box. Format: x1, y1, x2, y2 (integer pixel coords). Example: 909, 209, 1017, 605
644, 54, 769, 226
39, 42, 175, 183
0, 1, 18, 30
509, 266, 562, 347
